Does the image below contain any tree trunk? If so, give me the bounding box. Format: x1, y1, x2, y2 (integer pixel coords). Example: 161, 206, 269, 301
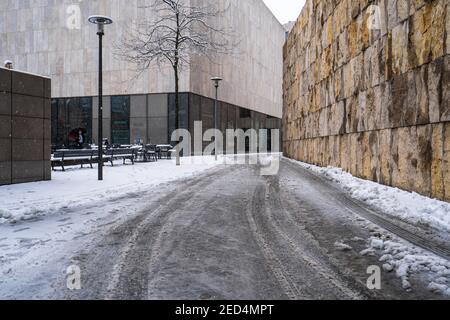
174, 65, 181, 166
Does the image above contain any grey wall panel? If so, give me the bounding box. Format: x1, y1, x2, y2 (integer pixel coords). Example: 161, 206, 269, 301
148, 117, 168, 144
92, 96, 111, 119
92, 118, 111, 144
148, 94, 168, 118
130, 117, 147, 144
130, 95, 147, 118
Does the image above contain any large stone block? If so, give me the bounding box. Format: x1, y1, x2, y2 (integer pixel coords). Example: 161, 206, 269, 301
430, 0, 446, 60
397, 0, 410, 22
394, 127, 412, 191
0, 161, 12, 185
0, 115, 11, 138
12, 139, 44, 161
44, 160, 51, 181
44, 99, 51, 120
431, 123, 445, 199
12, 160, 44, 183
408, 3, 432, 68
390, 73, 408, 127
44, 140, 51, 161
44, 119, 51, 141
12, 72, 45, 97
0, 68, 11, 93
414, 125, 432, 196
12, 94, 44, 118
0, 138, 11, 162
447, 2, 450, 54
12, 117, 44, 140
408, 65, 429, 126
379, 129, 392, 185
0, 92, 11, 115
391, 21, 409, 75
394, 125, 432, 196
379, 81, 392, 130
346, 95, 358, 133
441, 55, 450, 121
339, 134, 350, 172
387, 0, 399, 30
444, 123, 450, 201
44, 78, 51, 99
428, 58, 443, 123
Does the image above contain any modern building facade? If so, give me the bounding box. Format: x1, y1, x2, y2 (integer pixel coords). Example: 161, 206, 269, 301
0, 0, 285, 149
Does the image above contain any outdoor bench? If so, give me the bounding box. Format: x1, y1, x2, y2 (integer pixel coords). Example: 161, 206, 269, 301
103, 148, 136, 166
51, 150, 98, 171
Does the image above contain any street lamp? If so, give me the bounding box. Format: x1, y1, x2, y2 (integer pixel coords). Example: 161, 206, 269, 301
211, 77, 222, 161
89, 15, 113, 181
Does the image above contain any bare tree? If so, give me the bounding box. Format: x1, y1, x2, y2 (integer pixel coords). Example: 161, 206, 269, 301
117, 0, 234, 165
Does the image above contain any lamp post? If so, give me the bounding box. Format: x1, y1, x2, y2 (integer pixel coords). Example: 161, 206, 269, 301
89, 15, 113, 181
211, 77, 222, 161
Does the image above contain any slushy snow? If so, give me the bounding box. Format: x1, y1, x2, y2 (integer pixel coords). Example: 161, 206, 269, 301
285, 158, 450, 233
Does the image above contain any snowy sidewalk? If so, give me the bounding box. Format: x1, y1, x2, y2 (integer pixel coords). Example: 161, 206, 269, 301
0, 157, 222, 224
284, 158, 450, 234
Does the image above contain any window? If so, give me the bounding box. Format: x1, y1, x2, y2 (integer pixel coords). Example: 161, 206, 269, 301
51, 97, 92, 148
111, 96, 130, 145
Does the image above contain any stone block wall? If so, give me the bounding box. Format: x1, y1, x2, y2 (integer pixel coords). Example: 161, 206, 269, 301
0, 68, 51, 185
283, 0, 450, 201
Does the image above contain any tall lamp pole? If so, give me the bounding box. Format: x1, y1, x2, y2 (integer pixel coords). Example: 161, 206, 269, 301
89, 15, 113, 181
211, 77, 222, 161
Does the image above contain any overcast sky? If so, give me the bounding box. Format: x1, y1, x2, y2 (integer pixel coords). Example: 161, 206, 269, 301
262, 0, 306, 24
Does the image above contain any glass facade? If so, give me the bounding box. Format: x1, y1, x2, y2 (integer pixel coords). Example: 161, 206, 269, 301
111, 96, 130, 145
50, 93, 281, 151
51, 97, 92, 149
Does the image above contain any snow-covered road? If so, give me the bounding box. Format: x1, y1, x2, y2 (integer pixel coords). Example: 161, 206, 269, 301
0, 157, 449, 299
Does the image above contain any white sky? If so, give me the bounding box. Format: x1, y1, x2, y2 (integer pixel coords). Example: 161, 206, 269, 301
263, 0, 306, 24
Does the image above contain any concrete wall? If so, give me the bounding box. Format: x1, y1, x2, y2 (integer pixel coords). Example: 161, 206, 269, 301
189, 0, 285, 118
0, 0, 284, 118
283, 0, 450, 201
0, 67, 51, 185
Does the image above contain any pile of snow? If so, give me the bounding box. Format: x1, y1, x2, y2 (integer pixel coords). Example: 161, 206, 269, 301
0, 156, 221, 224
364, 235, 450, 296
334, 241, 353, 252
285, 158, 450, 234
